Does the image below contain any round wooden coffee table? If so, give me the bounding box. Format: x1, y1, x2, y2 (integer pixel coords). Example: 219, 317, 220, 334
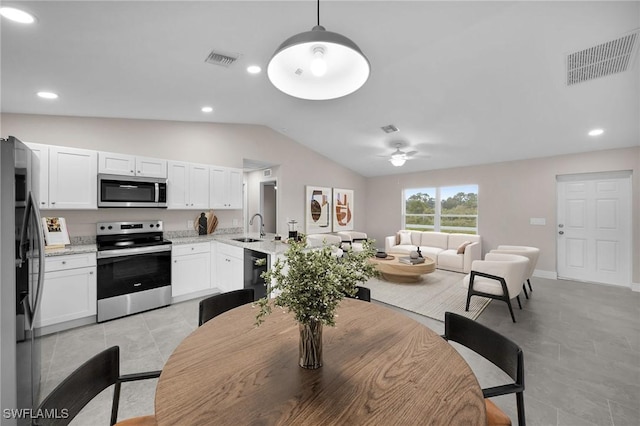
369, 255, 436, 283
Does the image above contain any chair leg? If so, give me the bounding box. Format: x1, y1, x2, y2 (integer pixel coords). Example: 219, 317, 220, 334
516, 295, 522, 309
111, 382, 121, 426
516, 391, 526, 426
522, 283, 529, 299
506, 298, 516, 323
527, 278, 533, 292
465, 289, 472, 311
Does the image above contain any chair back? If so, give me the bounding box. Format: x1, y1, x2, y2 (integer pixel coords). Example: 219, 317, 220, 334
199, 289, 255, 326
482, 253, 529, 297
35, 347, 120, 426
494, 246, 540, 280
346, 285, 371, 302
443, 312, 523, 387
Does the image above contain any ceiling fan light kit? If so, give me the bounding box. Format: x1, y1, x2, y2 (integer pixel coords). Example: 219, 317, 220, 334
267, 1, 370, 100
389, 157, 406, 167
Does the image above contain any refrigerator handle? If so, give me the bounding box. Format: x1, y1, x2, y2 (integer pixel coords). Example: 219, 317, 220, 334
28, 191, 45, 330
16, 192, 32, 267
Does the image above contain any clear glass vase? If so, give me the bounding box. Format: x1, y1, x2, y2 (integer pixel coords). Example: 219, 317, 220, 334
299, 320, 323, 369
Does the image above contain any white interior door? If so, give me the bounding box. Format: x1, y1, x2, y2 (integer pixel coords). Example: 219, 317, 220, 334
557, 171, 632, 287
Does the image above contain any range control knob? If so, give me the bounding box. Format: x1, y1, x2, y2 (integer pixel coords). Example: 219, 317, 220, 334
100, 226, 105, 230
108, 225, 113, 230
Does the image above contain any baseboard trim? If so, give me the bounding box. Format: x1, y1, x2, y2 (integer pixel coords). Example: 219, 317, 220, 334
36, 316, 97, 336
533, 269, 557, 280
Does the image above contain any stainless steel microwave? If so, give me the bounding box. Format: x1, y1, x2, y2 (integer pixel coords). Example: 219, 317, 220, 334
98, 174, 167, 208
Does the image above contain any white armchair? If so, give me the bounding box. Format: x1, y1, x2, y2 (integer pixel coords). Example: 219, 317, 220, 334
462, 253, 529, 323
305, 234, 344, 257
336, 231, 368, 252
490, 245, 540, 298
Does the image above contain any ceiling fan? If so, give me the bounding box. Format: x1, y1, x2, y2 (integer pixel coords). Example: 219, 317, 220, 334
387, 143, 418, 167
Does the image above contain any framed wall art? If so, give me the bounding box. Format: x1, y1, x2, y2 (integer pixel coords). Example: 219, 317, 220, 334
305, 186, 332, 234
332, 188, 354, 232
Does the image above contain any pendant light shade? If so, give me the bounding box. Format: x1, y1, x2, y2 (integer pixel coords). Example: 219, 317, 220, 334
267, 24, 370, 100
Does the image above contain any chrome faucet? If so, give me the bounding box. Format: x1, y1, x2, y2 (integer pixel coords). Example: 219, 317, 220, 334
249, 213, 266, 238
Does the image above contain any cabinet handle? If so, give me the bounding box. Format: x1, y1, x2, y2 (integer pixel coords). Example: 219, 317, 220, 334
89, 271, 94, 275
130, 170, 134, 173
61, 261, 66, 265
174, 260, 178, 263
51, 201, 56, 205
41, 202, 45, 205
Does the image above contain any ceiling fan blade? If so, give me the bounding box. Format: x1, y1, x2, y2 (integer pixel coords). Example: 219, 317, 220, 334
405, 150, 418, 157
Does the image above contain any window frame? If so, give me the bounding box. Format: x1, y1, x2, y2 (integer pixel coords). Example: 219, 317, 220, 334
403, 185, 478, 234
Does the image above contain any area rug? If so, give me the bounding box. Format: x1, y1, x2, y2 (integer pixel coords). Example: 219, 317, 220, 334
364, 269, 491, 322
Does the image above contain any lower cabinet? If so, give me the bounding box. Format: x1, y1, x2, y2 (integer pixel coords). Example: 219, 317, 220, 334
36, 253, 97, 329
215, 242, 244, 293
171, 243, 211, 298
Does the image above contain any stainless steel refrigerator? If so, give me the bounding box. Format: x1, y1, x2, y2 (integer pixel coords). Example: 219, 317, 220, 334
0, 136, 45, 426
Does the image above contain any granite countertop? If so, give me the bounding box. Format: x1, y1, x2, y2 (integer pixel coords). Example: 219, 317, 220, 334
44, 232, 289, 257
44, 244, 97, 257
169, 233, 289, 256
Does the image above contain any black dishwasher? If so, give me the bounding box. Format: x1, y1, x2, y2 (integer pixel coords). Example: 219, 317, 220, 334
244, 249, 268, 300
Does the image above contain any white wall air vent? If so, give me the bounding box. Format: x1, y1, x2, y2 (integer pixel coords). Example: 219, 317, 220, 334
263, 169, 272, 178
205, 50, 240, 67
566, 30, 640, 86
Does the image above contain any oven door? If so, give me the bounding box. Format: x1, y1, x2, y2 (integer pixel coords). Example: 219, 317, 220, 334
97, 245, 171, 299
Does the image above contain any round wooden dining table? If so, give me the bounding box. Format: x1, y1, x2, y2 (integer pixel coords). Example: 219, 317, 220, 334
155, 298, 486, 425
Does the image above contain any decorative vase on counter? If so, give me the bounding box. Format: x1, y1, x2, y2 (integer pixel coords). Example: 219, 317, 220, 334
299, 320, 323, 369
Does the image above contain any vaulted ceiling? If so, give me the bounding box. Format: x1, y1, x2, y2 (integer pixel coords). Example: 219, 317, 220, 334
2, 1, 638, 177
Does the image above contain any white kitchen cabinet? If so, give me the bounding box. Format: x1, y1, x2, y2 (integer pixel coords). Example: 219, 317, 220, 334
49, 146, 97, 209
171, 243, 211, 298
25, 143, 50, 209
215, 242, 244, 293
210, 166, 243, 209
36, 253, 97, 328
98, 152, 167, 178
167, 161, 209, 209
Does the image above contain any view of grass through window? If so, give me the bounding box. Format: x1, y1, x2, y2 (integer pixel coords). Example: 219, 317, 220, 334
404, 185, 478, 234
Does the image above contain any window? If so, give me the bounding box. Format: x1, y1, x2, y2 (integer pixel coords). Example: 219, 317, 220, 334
404, 185, 478, 234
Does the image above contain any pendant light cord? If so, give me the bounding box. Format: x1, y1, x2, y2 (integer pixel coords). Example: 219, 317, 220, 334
317, 0, 320, 26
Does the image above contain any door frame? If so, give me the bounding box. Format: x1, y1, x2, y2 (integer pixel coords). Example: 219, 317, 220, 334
556, 170, 632, 287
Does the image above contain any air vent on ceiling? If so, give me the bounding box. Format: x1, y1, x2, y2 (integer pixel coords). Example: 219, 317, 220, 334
566, 30, 639, 86
381, 124, 399, 134
205, 50, 240, 67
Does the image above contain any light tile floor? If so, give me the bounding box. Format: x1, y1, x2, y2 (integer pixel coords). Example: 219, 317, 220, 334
39, 276, 640, 426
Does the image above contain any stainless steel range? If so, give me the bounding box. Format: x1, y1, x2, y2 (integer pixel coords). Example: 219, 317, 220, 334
96, 220, 172, 322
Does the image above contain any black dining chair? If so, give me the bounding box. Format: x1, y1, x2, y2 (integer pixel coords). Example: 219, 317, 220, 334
198, 288, 255, 326
345, 285, 371, 302
441, 312, 525, 426
35, 346, 160, 426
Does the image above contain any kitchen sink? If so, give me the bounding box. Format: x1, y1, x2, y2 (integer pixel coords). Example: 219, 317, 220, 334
232, 237, 262, 243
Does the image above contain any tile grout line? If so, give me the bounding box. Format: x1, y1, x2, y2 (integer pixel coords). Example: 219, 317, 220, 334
606, 399, 615, 426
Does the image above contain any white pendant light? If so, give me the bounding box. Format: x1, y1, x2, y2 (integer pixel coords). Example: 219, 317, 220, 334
267, 0, 370, 100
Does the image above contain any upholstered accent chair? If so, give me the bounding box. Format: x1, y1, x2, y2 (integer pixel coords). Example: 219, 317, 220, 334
490, 246, 540, 299
462, 253, 529, 323
336, 231, 368, 252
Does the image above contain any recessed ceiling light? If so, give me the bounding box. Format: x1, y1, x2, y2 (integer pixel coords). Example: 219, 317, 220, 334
37, 91, 58, 99
247, 65, 261, 74
588, 128, 604, 136
201, 106, 213, 113
0, 7, 35, 24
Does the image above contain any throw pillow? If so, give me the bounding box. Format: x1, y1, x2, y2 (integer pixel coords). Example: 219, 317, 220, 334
457, 241, 472, 254
399, 231, 412, 245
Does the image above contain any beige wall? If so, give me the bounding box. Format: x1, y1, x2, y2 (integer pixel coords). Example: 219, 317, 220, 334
1, 113, 367, 237
364, 147, 640, 284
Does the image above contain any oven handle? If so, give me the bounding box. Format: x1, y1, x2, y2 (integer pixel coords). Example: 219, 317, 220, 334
97, 244, 172, 259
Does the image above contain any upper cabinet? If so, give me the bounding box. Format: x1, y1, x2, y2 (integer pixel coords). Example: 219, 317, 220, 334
98, 152, 167, 178
167, 161, 210, 209
28, 143, 97, 209
210, 166, 242, 209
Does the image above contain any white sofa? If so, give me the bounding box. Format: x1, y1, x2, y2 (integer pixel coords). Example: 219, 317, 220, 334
384, 231, 482, 273
306, 234, 344, 257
